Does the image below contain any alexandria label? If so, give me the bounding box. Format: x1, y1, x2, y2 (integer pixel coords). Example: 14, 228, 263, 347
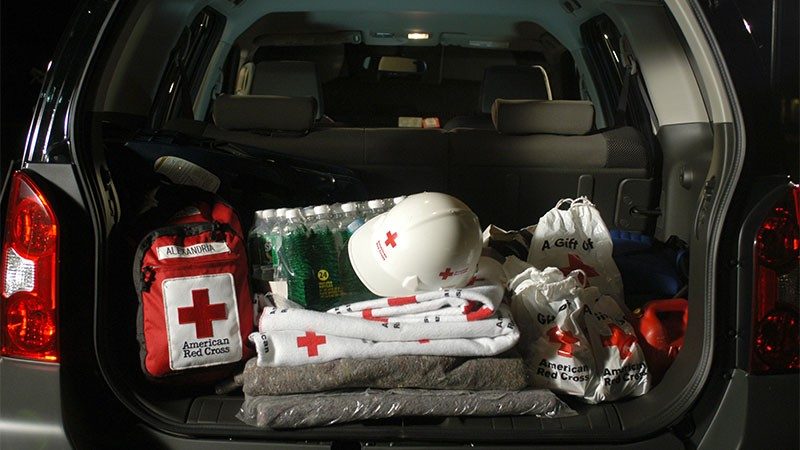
157, 242, 230, 260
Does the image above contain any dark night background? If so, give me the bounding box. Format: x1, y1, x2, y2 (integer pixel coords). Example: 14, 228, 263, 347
1, 1, 79, 177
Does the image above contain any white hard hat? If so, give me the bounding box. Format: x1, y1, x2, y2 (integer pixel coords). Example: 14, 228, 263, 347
348, 192, 482, 297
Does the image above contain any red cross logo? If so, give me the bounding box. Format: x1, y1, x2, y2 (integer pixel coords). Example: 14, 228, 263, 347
547, 325, 580, 357
602, 324, 636, 359
297, 331, 327, 357
178, 289, 228, 339
558, 254, 600, 281
384, 231, 398, 248
387, 296, 417, 306
439, 267, 455, 280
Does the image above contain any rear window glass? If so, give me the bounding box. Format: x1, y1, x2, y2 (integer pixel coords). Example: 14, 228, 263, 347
226, 12, 579, 128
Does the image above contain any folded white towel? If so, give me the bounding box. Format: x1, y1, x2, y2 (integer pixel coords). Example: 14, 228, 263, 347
327, 282, 502, 323
328, 256, 508, 323
251, 304, 519, 366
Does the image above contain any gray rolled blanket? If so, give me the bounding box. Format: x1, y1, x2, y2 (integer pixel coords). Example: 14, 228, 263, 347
240, 351, 527, 396
238, 388, 576, 428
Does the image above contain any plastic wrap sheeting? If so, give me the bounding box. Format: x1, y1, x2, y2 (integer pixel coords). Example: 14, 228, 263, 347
237, 389, 576, 429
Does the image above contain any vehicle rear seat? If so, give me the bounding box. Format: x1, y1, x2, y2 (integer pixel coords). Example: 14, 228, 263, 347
443, 65, 551, 130
237, 60, 325, 120
447, 99, 653, 228
206, 57, 447, 196
204, 94, 448, 199
363, 128, 449, 197
206, 95, 363, 166
169, 57, 653, 231
204, 95, 652, 230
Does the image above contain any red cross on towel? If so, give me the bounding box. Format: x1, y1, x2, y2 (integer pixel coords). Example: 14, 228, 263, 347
178, 289, 228, 339
439, 267, 455, 280
547, 325, 580, 358
558, 254, 600, 281
384, 231, 398, 248
387, 296, 417, 306
297, 331, 327, 357
602, 324, 636, 359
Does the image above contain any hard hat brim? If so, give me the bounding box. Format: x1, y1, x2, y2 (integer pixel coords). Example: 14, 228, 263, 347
347, 212, 408, 298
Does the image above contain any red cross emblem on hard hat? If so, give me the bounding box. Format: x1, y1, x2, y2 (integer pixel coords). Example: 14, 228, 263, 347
384, 231, 398, 248
439, 267, 455, 280
602, 324, 636, 359
547, 325, 580, 358
178, 289, 228, 339
558, 254, 600, 282
297, 331, 327, 357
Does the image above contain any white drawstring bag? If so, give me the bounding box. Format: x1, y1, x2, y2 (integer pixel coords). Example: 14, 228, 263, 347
581, 291, 651, 403
528, 197, 625, 307
507, 258, 650, 403
508, 263, 597, 399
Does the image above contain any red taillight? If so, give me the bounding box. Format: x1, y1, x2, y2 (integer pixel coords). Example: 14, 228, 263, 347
0, 171, 59, 362
751, 184, 799, 373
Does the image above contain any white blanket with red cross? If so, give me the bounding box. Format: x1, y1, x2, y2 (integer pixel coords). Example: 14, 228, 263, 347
327, 281, 502, 323
250, 256, 518, 367
249, 304, 518, 366
325, 255, 508, 323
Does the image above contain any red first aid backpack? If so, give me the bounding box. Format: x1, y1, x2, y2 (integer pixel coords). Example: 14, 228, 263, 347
133, 191, 253, 379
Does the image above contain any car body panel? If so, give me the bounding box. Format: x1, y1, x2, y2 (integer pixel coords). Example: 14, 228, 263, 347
0, 358, 71, 449
698, 369, 798, 449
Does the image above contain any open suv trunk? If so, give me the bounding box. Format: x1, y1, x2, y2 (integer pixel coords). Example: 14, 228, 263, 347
25, 0, 756, 447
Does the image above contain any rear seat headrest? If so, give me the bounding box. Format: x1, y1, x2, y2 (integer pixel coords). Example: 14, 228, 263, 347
235, 62, 255, 95
480, 65, 551, 114
213, 94, 317, 133
250, 61, 324, 120
491, 99, 595, 136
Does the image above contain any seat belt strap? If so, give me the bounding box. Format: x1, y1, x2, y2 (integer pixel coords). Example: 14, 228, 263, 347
615, 36, 638, 126
615, 67, 632, 125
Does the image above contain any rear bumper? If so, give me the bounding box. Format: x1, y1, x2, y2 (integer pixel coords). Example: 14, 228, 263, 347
0, 358, 71, 449
2, 356, 795, 448
698, 369, 799, 449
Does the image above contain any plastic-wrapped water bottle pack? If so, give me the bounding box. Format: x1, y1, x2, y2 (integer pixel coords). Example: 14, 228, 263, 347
246, 197, 406, 311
